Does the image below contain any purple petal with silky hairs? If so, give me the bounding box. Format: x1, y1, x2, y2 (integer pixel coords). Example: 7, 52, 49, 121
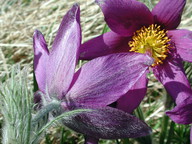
168, 29, 192, 63
46, 4, 81, 99
117, 71, 148, 113
166, 95, 192, 125
33, 30, 49, 92
80, 31, 130, 60
152, 0, 186, 30
153, 57, 192, 102
62, 107, 152, 139
96, 0, 153, 36
84, 136, 99, 144
66, 53, 153, 108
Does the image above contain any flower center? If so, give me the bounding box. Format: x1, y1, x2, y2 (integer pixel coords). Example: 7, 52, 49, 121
129, 24, 171, 66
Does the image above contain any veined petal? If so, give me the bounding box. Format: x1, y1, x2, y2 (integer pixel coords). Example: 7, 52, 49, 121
168, 29, 192, 62
66, 53, 153, 108
117, 71, 148, 113
62, 107, 152, 139
80, 31, 130, 60
153, 58, 192, 101
166, 95, 192, 125
152, 0, 186, 30
33, 30, 49, 92
96, 0, 153, 36
46, 4, 81, 99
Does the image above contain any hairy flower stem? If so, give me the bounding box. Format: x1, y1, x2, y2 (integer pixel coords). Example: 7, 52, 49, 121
159, 115, 169, 144
135, 106, 152, 144
159, 93, 173, 144
32, 100, 61, 126
135, 106, 145, 121
165, 121, 175, 144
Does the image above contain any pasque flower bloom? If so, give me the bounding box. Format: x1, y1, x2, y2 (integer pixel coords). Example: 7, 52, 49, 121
80, 0, 192, 114
33, 4, 153, 143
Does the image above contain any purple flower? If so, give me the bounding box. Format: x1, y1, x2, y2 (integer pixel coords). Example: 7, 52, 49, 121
33, 4, 153, 143
80, 0, 192, 114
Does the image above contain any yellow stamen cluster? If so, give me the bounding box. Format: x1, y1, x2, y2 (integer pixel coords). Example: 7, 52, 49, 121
129, 24, 171, 66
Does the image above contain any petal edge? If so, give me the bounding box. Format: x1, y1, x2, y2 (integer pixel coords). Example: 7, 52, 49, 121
33, 30, 49, 92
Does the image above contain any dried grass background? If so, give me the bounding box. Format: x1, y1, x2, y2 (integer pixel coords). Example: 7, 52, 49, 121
0, 0, 192, 143
0, 0, 104, 78
0, 0, 192, 77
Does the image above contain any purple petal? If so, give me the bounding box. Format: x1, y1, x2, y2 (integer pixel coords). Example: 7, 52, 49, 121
80, 31, 130, 60
62, 107, 152, 139
46, 4, 81, 99
166, 95, 192, 125
96, 0, 153, 36
117, 71, 148, 113
33, 30, 49, 92
152, 0, 186, 30
84, 136, 99, 144
153, 58, 192, 102
66, 53, 153, 108
168, 29, 192, 63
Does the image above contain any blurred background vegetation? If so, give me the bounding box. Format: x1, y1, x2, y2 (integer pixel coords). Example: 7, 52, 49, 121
0, 0, 192, 143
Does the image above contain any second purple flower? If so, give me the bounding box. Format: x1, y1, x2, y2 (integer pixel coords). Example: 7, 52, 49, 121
80, 0, 192, 113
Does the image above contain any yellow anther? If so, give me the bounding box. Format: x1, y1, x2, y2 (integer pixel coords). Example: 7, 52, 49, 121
129, 24, 171, 66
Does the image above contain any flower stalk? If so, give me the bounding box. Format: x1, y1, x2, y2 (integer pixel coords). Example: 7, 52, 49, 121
165, 121, 175, 144
135, 106, 152, 144
159, 93, 173, 144
32, 100, 61, 126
